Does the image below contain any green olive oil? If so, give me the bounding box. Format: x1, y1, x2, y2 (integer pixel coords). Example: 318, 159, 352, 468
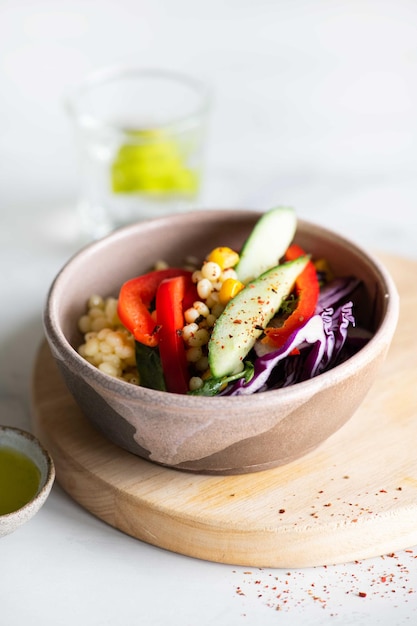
0, 447, 41, 515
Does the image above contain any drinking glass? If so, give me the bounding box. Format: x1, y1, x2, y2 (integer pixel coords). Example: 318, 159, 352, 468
66, 66, 210, 239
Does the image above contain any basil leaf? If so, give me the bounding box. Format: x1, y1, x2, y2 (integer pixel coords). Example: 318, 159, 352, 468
135, 341, 166, 391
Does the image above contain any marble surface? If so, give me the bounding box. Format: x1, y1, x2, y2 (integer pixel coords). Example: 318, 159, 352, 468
1, 1, 417, 624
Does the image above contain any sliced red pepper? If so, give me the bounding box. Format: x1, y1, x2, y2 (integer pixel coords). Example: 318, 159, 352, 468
118, 268, 192, 347
156, 275, 196, 394
263, 244, 319, 348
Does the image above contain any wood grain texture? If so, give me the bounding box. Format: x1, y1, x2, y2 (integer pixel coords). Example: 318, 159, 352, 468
31, 254, 417, 567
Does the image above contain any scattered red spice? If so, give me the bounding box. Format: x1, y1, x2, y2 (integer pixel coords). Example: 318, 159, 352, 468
232, 550, 416, 616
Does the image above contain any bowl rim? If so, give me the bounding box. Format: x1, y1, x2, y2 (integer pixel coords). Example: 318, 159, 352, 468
43, 209, 400, 406
0, 425, 55, 518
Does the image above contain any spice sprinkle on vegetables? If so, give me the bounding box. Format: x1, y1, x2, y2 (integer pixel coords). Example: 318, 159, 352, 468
77, 207, 371, 395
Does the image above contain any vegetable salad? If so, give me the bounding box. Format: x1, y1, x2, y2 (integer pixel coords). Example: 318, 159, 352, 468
77, 208, 371, 395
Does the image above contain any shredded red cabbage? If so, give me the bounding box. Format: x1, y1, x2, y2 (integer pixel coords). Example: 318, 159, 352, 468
222, 276, 371, 396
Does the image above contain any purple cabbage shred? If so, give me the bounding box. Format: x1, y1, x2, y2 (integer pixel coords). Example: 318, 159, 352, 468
223, 276, 371, 396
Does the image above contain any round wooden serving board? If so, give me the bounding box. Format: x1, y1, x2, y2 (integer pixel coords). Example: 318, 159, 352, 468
31, 254, 417, 568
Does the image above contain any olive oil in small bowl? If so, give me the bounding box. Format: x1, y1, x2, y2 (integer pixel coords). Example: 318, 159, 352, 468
0, 426, 55, 537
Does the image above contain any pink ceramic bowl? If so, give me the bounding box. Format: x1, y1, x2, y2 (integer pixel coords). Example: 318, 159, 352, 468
43, 210, 399, 474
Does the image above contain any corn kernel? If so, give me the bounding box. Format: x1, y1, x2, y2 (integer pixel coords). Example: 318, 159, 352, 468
206, 247, 239, 270
218, 278, 245, 305
314, 258, 334, 283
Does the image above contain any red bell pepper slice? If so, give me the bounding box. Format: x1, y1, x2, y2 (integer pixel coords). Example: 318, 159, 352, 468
118, 268, 192, 347
156, 275, 196, 394
263, 244, 319, 348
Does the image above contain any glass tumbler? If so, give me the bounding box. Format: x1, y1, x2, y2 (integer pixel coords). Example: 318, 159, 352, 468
66, 66, 210, 239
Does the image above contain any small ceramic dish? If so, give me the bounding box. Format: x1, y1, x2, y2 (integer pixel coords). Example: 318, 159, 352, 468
43, 209, 399, 474
0, 426, 55, 537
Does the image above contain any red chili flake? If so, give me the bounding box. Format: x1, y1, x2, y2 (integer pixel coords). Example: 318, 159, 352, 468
279, 509, 286, 514
358, 592, 367, 598
379, 489, 387, 493
381, 576, 387, 583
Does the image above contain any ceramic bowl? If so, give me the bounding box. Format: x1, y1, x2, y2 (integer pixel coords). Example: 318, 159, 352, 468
0, 426, 55, 536
43, 210, 399, 474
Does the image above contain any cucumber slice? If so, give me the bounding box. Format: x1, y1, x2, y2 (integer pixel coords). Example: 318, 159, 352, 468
208, 256, 308, 378
235, 206, 297, 284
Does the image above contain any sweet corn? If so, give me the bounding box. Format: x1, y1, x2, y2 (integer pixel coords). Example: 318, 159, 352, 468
314, 258, 334, 283
218, 278, 245, 305
206, 246, 239, 270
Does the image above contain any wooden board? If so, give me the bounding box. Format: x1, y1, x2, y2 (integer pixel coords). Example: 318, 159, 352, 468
31, 254, 417, 568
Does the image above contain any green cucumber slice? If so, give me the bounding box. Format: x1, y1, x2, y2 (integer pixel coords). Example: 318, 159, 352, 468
235, 206, 297, 284
208, 256, 308, 378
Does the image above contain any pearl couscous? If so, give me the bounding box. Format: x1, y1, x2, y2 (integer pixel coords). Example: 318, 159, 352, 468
77, 248, 241, 390
77, 295, 139, 384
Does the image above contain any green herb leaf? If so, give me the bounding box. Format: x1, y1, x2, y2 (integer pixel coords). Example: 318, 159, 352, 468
188, 361, 255, 397
135, 342, 166, 391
